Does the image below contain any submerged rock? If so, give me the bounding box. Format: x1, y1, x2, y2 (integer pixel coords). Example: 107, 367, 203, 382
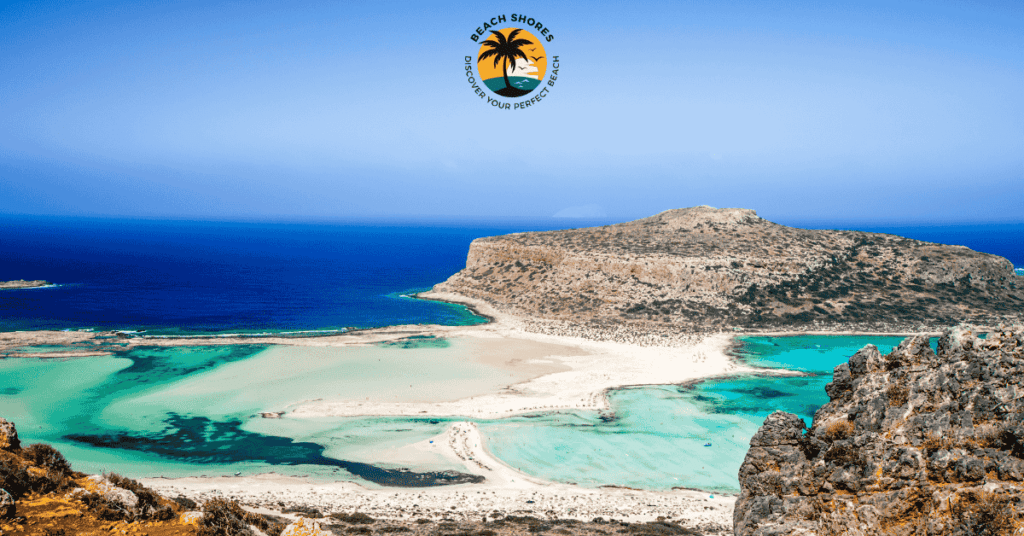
734, 324, 1024, 535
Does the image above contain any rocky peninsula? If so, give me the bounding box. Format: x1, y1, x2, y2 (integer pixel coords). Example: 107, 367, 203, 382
426, 207, 1022, 343
0, 280, 52, 290
733, 324, 1024, 535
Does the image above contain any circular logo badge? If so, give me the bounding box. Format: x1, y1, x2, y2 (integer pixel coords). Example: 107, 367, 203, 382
476, 28, 547, 98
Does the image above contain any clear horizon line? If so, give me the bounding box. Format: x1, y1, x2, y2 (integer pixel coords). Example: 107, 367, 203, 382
1, 210, 1023, 229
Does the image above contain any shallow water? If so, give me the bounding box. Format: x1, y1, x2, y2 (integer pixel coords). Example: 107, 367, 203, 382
479, 335, 914, 492
0, 334, 917, 491
101, 337, 538, 426
0, 337, 549, 485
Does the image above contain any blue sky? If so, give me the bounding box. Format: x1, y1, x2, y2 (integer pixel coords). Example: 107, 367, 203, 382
1, 0, 1021, 223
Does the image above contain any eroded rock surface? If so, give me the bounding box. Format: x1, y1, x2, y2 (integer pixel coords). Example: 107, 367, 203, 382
0, 489, 14, 519
734, 324, 1024, 535
432, 207, 1022, 342
0, 418, 20, 452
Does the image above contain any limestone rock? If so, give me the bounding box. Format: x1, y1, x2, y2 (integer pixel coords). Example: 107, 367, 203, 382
432, 207, 1022, 343
281, 517, 329, 536
85, 474, 139, 510
734, 324, 1024, 535
0, 489, 14, 519
180, 511, 203, 525
0, 418, 20, 451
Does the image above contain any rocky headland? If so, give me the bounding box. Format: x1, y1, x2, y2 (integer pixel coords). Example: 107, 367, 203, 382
0, 280, 52, 290
427, 207, 1022, 344
733, 324, 1024, 535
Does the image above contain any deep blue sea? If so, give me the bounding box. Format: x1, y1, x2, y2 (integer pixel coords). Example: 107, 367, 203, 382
2, 217, 1020, 333
0, 217, 613, 333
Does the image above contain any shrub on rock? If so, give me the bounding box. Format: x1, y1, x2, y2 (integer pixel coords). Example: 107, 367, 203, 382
199, 497, 285, 536
22, 444, 72, 477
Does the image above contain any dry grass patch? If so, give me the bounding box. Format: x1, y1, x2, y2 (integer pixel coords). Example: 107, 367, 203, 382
921, 434, 955, 451
821, 420, 855, 442
947, 490, 1020, 535
886, 383, 910, 407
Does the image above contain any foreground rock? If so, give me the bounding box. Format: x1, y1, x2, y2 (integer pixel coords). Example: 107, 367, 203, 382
431, 207, 1022, 342
734, 324, 1024, 535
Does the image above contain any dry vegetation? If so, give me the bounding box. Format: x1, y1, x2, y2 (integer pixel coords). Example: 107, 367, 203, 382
821, 420, 855, 442
0, 417, 299, 536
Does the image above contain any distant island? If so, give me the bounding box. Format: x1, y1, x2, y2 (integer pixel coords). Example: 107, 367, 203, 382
0, 279, 53, 290
426, 206, 1023, 341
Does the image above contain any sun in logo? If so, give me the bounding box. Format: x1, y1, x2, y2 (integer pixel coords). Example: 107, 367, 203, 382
476, 28, 547, 98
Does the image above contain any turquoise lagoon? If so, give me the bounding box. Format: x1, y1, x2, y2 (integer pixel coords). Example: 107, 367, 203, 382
481, 335, 916, 492
0, 334, 916, 492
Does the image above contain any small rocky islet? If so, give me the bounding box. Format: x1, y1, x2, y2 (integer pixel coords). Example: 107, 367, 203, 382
0, 280, 52, 290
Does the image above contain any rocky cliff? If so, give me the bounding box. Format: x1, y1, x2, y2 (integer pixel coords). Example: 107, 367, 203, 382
431, 207, 1022, 340
733, 325, 1024, 535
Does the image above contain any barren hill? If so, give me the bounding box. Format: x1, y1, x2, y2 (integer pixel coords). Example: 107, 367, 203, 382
430, 206, 1022, 339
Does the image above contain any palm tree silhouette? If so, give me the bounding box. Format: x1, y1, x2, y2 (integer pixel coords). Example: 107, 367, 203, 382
478, 29, 534, 97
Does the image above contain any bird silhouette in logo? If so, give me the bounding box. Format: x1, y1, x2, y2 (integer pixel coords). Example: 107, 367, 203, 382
530, 55, 544, 61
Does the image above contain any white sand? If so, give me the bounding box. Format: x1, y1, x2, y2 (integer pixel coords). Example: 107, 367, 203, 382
284, 292, 752, 420
286, 328, 743, 420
